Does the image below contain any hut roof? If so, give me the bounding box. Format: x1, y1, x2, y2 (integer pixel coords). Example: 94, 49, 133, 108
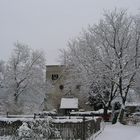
60, 97, 78, 109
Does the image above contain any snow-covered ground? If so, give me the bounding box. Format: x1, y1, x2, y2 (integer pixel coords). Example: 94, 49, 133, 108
95, 123, 140, 140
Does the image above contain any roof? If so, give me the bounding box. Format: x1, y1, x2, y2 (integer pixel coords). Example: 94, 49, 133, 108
60, 98, 78, 109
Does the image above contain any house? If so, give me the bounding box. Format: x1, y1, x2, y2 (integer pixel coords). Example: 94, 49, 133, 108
46, 65, 81, 95
59, 97, 78, 115
45, 65, 66, 110
45, 65, 87, 111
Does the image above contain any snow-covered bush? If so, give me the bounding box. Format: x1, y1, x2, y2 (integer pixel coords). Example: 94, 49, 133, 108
13, 117, 57, 140
30, 118, 54, 139
17, 122, 32, 140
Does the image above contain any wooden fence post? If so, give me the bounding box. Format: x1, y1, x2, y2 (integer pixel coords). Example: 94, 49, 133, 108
34, 113, 36, 119
82, 116, 86, 140
6, 112, 9, 118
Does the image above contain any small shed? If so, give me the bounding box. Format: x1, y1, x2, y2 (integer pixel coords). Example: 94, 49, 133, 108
59, 97, 78, 115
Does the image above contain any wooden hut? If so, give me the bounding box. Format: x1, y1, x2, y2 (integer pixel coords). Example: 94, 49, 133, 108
59, 97, 78, 115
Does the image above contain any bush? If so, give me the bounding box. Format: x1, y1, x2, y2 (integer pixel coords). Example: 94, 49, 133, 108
17, 122, 32, 140
30, 118, 54, 139
14, 117, 56, 140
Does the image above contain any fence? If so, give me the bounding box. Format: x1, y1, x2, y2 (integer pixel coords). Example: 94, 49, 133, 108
0, 120, 23, 136
49, 116, 102, 140
124, 117, 140, 125
0, 116, 102, 140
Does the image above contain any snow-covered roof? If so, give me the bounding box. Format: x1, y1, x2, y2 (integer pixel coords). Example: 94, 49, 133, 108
60, 98, 78, 109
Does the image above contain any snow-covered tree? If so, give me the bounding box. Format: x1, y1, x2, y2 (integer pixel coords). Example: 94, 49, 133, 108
4, 42, 46, 114
91, 9, 140, 121
17, 122, 32, 139
43, 80, 55, 111
60, 9, 140, 120
61, 29, 118, 114
0, 60, 5, 88
132, 14, 140, 101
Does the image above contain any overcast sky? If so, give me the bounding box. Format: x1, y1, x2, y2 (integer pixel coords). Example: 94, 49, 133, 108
0, 0, 139, 64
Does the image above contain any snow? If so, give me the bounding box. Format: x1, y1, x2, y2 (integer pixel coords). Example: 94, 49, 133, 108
53, 118, 83, 123
18, 122, 32, 138
60, 98, 78, 109
53, 116, 95, 123
71, 109, 112, 115
0, 117, 52, 123
95, 123, 140, 140
0, 117, 34, 123
125, 102, 140, 107
37, 111, 56, 115
6, 115, 34, 118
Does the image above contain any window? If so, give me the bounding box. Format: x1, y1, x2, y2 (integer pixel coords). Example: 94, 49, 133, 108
76, 85, 81, 90
59, 85, 64, 90
52, 74, 59, 80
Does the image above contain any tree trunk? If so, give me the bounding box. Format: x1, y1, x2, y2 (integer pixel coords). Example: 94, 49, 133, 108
14, 93, 18, 104
103, 106, 108, 121
117, 99, 126, 123
118, 107, 125, 123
